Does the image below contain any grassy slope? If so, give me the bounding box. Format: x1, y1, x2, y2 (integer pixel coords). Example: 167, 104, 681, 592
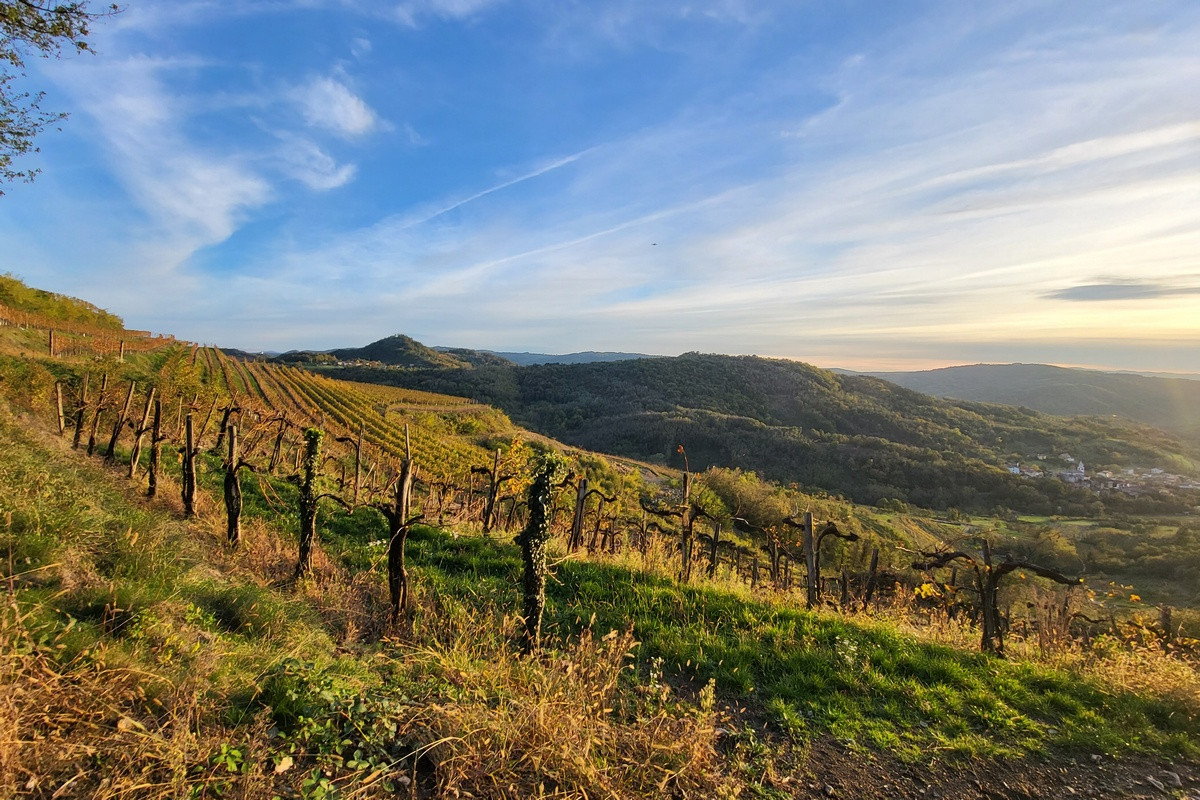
4, 392, 1197, 799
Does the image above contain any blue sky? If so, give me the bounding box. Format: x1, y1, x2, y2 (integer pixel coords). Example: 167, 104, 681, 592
2, 0, 1199, 371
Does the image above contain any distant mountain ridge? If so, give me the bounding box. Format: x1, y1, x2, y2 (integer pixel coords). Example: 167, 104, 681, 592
867, 363, 1200, 444
485, 350, 659, 366
261, 335, 654, 369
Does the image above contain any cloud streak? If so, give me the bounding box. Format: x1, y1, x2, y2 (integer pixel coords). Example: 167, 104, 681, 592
1046, 281, 1200, 302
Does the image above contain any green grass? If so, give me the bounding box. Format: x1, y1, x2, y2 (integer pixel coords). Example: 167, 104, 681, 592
178, 434, 1200, 763
397, 526, 1199, 762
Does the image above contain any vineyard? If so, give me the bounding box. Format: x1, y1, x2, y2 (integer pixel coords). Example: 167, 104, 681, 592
2, 299, 1200, 798
193, 346, 493, 482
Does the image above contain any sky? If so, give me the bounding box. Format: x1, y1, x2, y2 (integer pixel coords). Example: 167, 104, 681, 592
2, 0, 1199, 372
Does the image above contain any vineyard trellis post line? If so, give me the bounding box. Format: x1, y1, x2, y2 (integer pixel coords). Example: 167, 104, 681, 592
568, 476, 588, 552
641, 445, 710, 583
473, 447, 514, 534
333, 421, 364, 506
783, 513, 858, 609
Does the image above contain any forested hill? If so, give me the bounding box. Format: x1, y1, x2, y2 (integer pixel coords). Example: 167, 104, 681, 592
867, 363, 1200, 445
321, 352, 1199, 516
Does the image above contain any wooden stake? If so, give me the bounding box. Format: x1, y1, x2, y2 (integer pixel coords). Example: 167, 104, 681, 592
54, 381, 65, 435
72, 373, 89, 449
802, 511, 818, 609
86, 373, 109, 456
182, 413, 197, 517
224, 425, 242, 546
147, 398, 163, 498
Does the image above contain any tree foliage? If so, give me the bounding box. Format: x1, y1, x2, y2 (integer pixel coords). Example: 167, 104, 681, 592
1, 1, 117, 191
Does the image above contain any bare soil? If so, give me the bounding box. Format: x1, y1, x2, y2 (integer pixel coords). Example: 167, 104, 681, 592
770, 736, 1198, 799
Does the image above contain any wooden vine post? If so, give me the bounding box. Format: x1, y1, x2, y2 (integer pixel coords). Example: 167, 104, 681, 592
222, 425, 257, 547
784, 513, 858, 609
334, 421, 365, 506
371, 425, 423, 622
147, 398, 164, 497
268, 415, 288, 473
516, 454, 565, 654
212, 404, 240, 454
707, 518, 722, 578
862, 547, 881, 609
86, 373, 109, 455
127, 387, 156, 479
567, 476, 589, 552
104, 380, 136, 461
181, 413, 198, 517
71, 373, 89, 449
912, 540, 1081, 656
800, 512, 818, 607
54, 381, 65, 435
587, 489, 617, 551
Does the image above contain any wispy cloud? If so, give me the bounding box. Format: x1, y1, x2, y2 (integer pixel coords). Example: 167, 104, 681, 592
391, 0, 504, 27
293, 75, 379, 137
46, 54, 272, 248
273, 132, 357, 190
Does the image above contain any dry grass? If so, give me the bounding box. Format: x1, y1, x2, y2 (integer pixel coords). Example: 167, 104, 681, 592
383, 604, 733, 799
0, 602, 277, 800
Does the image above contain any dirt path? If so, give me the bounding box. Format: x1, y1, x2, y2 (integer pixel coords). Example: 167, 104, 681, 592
775, 737, 1198, 799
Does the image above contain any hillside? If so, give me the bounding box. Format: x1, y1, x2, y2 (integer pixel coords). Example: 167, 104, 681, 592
0, 273, 125, 332
3, 357, 1200, 798
323, 352, 1200, 516
329, 334, 468, 368
869, 363, 1200, 445
268, 334, 470, 369
4, 284, 1200, 796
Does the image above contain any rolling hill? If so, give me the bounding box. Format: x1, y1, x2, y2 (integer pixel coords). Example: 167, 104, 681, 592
319, 350, 1200, 516
868, 363, 1200, 444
